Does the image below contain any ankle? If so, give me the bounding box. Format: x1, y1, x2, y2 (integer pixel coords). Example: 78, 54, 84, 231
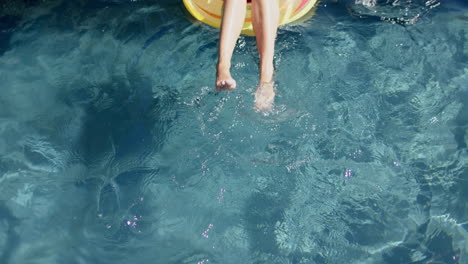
260, 61, 274, 83
260, 70, 274, 83
217, 61, 231, 72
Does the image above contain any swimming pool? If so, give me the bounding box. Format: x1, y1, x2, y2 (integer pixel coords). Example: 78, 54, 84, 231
0, 0, 466, 263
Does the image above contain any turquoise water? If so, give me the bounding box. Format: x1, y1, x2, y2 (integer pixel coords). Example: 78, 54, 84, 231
0, 0, 467, 263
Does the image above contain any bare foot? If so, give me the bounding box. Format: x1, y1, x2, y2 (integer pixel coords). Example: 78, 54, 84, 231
216, 64, 236, 91
254, 81, 275, 112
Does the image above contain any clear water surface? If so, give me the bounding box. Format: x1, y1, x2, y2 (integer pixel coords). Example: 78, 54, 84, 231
0, 0, 467, 263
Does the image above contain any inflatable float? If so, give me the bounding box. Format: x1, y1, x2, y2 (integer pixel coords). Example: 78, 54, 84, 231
183, 0, 318, 36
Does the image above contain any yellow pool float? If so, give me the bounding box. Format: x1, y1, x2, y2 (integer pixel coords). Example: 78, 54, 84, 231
183, 0, 318, 36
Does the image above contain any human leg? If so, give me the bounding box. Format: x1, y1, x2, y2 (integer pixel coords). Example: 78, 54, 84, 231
216, 0, 247, 91
251, 0, 279, 111
251, 0, 279, 83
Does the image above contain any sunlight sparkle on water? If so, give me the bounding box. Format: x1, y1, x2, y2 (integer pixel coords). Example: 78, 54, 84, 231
201, 224, 214, 238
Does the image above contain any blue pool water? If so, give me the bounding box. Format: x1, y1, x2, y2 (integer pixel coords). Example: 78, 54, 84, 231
0, 0, 467, 263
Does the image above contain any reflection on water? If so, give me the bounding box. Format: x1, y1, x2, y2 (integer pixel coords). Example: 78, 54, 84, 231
0, 0, 467, 263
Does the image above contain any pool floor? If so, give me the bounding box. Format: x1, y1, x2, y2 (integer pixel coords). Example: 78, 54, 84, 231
0, 0, 467, 263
